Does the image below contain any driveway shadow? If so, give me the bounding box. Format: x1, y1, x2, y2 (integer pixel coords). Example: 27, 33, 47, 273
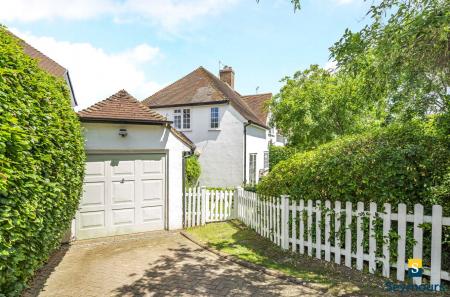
113, 243, 311, 297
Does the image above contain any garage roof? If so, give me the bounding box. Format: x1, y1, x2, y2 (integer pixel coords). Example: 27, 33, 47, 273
78, 90, 195, 149
78, 89, 169, 124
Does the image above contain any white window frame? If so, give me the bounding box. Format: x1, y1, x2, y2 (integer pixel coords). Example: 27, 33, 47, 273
210, 107, 219, 129
182, 109, 191, 129
249, 153, 257, 185
264, 151, 269, 169
174, 108, 191, 130
173, 109, 181, 129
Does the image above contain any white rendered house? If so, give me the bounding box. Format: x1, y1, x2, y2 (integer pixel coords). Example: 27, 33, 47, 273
143, 66, 285, 187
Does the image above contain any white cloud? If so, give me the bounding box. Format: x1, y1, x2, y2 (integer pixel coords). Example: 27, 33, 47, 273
11, 29, 163, 110
0, 0, 238, 32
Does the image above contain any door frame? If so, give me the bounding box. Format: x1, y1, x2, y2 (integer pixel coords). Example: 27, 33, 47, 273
74, 149, 169, 240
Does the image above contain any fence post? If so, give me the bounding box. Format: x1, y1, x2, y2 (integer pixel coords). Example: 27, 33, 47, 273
201, 187, 206, 225
234, 187, 241, 219
430, 205, 442, 289
281, 195, 290, 250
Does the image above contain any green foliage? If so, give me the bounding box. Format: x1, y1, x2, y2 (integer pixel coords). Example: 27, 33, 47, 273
268, 145, 298, 170
331, 0, 450, 120
0, 27, 85, 295
259, 120, 450, 211
269, 65, 384, 150
185, 155, 201, 188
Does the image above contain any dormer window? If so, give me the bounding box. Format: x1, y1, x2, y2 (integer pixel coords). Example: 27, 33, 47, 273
210, 107, 219, 129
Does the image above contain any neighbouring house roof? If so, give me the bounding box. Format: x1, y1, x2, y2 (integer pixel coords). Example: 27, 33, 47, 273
143, 67, 268, 129
78, 89, 195, 149
241, 93, 272, 125
8, 30, 77, 105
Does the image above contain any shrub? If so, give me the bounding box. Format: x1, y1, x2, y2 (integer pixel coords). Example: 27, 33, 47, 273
268, 145, 298, 170
185, 155, 201, 188
0, 27, 85, 295
259, 120, 450, 211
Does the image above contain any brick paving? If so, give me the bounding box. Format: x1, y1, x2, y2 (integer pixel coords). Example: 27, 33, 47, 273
23, 231, 322, 296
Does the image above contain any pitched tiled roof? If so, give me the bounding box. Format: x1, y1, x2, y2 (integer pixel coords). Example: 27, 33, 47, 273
241, 93, 272, 125
78, 90, 168, 123
143, 67, 268, 128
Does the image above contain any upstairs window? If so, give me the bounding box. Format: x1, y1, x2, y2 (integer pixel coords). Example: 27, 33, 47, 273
173, 109, 181, 129
210, 107, 219, 128
183, 109, 190, 129
174, 108, 190, 130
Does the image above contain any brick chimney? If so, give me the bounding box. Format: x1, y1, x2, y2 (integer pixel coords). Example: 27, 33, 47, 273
219, 66, 234, 89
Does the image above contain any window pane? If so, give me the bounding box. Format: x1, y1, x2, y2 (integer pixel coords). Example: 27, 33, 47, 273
210, 107, 219, 128
183, 109, 190, 129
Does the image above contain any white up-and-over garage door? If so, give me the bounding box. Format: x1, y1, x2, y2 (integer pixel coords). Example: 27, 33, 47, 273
76, 153, 166, 240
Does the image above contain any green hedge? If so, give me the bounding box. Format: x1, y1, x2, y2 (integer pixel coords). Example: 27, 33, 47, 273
259, 121, 450, 211
0, 27, 85, 295
268, 145, 298, 170
186, 155, 201, 188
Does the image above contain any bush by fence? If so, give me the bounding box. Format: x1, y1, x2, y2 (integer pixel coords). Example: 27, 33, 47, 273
186, 155, 201, 188
0, 27, 85, 295
259, 120, 450, 274
260, 121, 450, 212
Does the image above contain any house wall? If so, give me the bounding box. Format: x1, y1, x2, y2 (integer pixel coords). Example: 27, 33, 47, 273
246, 124, 270, 184
81, 122, 190, 230
154, 104, 245, 187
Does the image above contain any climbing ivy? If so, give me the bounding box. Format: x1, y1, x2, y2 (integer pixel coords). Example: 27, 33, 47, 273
0, 26, 85, 296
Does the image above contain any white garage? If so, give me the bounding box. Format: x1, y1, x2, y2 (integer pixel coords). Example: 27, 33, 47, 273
74, 90, 194, 240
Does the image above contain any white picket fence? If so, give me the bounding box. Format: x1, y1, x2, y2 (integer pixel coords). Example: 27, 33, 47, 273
184, 187, 235, 227
184, 187, 449, 286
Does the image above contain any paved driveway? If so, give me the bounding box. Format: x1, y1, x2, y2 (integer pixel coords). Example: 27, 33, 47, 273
24, 231, 322, 297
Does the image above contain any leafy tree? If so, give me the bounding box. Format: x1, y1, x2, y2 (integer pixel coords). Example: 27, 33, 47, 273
331, 0, 449, 120
269, 65, 384, 150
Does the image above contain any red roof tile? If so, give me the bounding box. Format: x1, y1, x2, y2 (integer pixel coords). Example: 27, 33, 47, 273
241, 93, 272, 125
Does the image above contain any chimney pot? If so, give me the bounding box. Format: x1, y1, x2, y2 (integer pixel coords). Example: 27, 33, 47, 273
219, 66, 235, 89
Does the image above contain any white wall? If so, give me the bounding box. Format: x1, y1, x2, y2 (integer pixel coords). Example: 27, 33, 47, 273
154, 104, 245, 187
82, 122, 190, 230
246, 124, 270, 184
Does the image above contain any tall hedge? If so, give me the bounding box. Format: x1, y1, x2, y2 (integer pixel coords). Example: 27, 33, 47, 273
259, 120, 450, 211
0, 27, 85, 295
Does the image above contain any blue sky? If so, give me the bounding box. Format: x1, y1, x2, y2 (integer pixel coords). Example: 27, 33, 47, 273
0, 0, 371, 109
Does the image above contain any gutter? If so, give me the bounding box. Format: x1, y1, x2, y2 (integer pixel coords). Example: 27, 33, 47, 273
243, 121, 251, 185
